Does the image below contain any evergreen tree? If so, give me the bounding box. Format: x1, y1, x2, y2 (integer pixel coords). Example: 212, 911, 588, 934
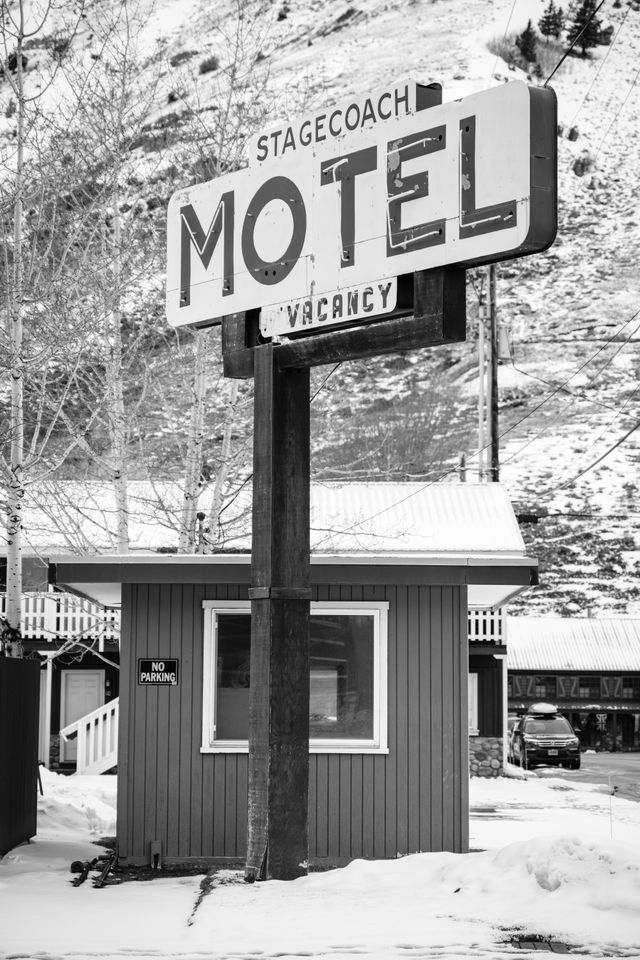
539, 1, 559, 40
552, 5, 566, 37
515, 20, 538, 63
566, 0, 603, 56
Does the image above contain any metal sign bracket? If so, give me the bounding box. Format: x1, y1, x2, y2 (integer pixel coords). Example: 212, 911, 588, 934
222, 266, 466, 379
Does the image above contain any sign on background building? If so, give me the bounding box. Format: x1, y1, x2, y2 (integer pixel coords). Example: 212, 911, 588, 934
166, 79, 556, 336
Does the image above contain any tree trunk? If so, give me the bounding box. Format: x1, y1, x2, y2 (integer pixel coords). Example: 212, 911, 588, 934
207, 379, 240, 548
5, 8, 26, 654
108, 190, 129, 554
178, 330, 209, 552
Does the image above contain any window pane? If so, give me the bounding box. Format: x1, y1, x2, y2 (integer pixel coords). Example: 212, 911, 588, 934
578, 676, 600, 699
214, 611, 376, 742
524, 716, 573, 735
310, 614, 374, 740
216, 614, 251, 739
534, 675, 556, 699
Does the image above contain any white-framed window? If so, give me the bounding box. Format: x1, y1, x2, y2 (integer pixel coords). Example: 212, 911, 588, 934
202, 600, 389, 754
468, 672, 479, 736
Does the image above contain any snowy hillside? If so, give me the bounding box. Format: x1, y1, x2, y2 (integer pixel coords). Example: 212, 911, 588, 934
2, 0, 639, 615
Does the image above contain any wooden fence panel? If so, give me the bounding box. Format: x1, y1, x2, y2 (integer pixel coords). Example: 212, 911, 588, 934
0, 658, 40, 855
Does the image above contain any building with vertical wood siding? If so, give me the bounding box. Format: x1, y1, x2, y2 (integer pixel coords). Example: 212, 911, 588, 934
507, 617, 640, 751
50, 483, 536, 866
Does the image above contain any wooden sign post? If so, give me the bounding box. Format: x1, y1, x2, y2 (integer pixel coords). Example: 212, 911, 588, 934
245, 346, 311, 880
166, 77, 557, 881
242, 265, 465, 881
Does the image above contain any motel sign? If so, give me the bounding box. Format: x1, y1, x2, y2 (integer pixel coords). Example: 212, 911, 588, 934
166, 79, 556, 337
164, 77, 556, 884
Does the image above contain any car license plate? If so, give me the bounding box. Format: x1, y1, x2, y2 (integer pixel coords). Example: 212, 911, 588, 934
548, 749, 558, 756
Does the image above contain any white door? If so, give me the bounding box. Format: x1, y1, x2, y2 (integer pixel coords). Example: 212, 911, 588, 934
60, 670, 105, 763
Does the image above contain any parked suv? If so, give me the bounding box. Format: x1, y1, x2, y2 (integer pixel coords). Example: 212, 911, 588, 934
510, 703, 581, 770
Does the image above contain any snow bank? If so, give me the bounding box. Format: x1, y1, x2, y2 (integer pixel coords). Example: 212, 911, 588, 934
1, 770, 640, 958
37, 766, 117, 839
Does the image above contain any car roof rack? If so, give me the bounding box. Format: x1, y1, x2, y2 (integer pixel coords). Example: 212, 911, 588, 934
527, 702, 558, 715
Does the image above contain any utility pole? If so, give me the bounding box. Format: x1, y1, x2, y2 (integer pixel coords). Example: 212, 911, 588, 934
488, 264, 499, 482
477, 265, 500, 482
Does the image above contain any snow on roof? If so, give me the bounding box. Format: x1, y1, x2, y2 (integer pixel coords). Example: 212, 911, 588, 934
306, 482, 527, 555
7, 480, 529, 558
506, 617, 640, 672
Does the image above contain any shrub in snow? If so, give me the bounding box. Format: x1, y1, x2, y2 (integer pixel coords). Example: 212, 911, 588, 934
572, 151, 595, 177
4, 51, 28, 74
199, 55, 219, 75
170, 50, 198, 68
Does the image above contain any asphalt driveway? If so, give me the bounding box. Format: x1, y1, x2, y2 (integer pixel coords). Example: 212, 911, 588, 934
534, 751, 640, 802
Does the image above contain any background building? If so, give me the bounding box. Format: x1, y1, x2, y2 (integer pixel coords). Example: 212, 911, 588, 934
507, 617, 640, 751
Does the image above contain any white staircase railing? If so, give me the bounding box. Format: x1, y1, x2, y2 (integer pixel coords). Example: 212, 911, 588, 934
60, 698, 119, 775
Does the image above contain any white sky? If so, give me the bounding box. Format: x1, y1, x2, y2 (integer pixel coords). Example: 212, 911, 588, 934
1, 766, 639, 959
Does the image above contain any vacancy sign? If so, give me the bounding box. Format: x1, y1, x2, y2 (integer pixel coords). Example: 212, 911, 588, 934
166, 80, 556, 336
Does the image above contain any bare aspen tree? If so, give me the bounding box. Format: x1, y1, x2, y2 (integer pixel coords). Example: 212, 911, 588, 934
172, 0, 275, 550
177, 329, 209, 552
0, 0, 281, 567
206, 378, 241, 548
3, 0, 26, 653
106, 196, 129, 553
57, 0, 165, 553
0, 0, 88, 651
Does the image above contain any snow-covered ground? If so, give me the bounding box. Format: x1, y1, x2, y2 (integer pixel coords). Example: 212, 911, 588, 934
1, 767, 640, 959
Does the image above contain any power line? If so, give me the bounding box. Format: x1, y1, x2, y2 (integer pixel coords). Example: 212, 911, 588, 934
487, 0, 519, 88
498, 316, 640, 471
548, 417, 640, 494
509, 363, 639, 420
567, 3, 633, 130
498, 309, 640, 455
594, 60, 640, 159
534, 511, 640, 519
544, 0, 609, 87
556, 376, 640, 463
216, 360, 343, 530
312, 4, 637, 543
310, 362, 342, 402
313, 302, 640, 548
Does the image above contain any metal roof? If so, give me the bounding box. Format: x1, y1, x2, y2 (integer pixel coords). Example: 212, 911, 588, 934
306, 482, 527, 555
11, 480, 527, 556
47, 483, 536, 610
506, 617, 640, 672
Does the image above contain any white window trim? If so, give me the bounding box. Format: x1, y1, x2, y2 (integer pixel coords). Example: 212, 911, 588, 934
468, 671, 479, 736
202, 600, 389, 755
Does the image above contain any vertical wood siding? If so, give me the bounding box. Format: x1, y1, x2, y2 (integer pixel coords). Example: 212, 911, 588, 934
118, 581, 468, 864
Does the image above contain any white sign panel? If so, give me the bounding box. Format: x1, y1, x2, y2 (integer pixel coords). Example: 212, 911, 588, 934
247, 80, 438, 165
166, 80, 556, 333
261, 278, 397, 335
